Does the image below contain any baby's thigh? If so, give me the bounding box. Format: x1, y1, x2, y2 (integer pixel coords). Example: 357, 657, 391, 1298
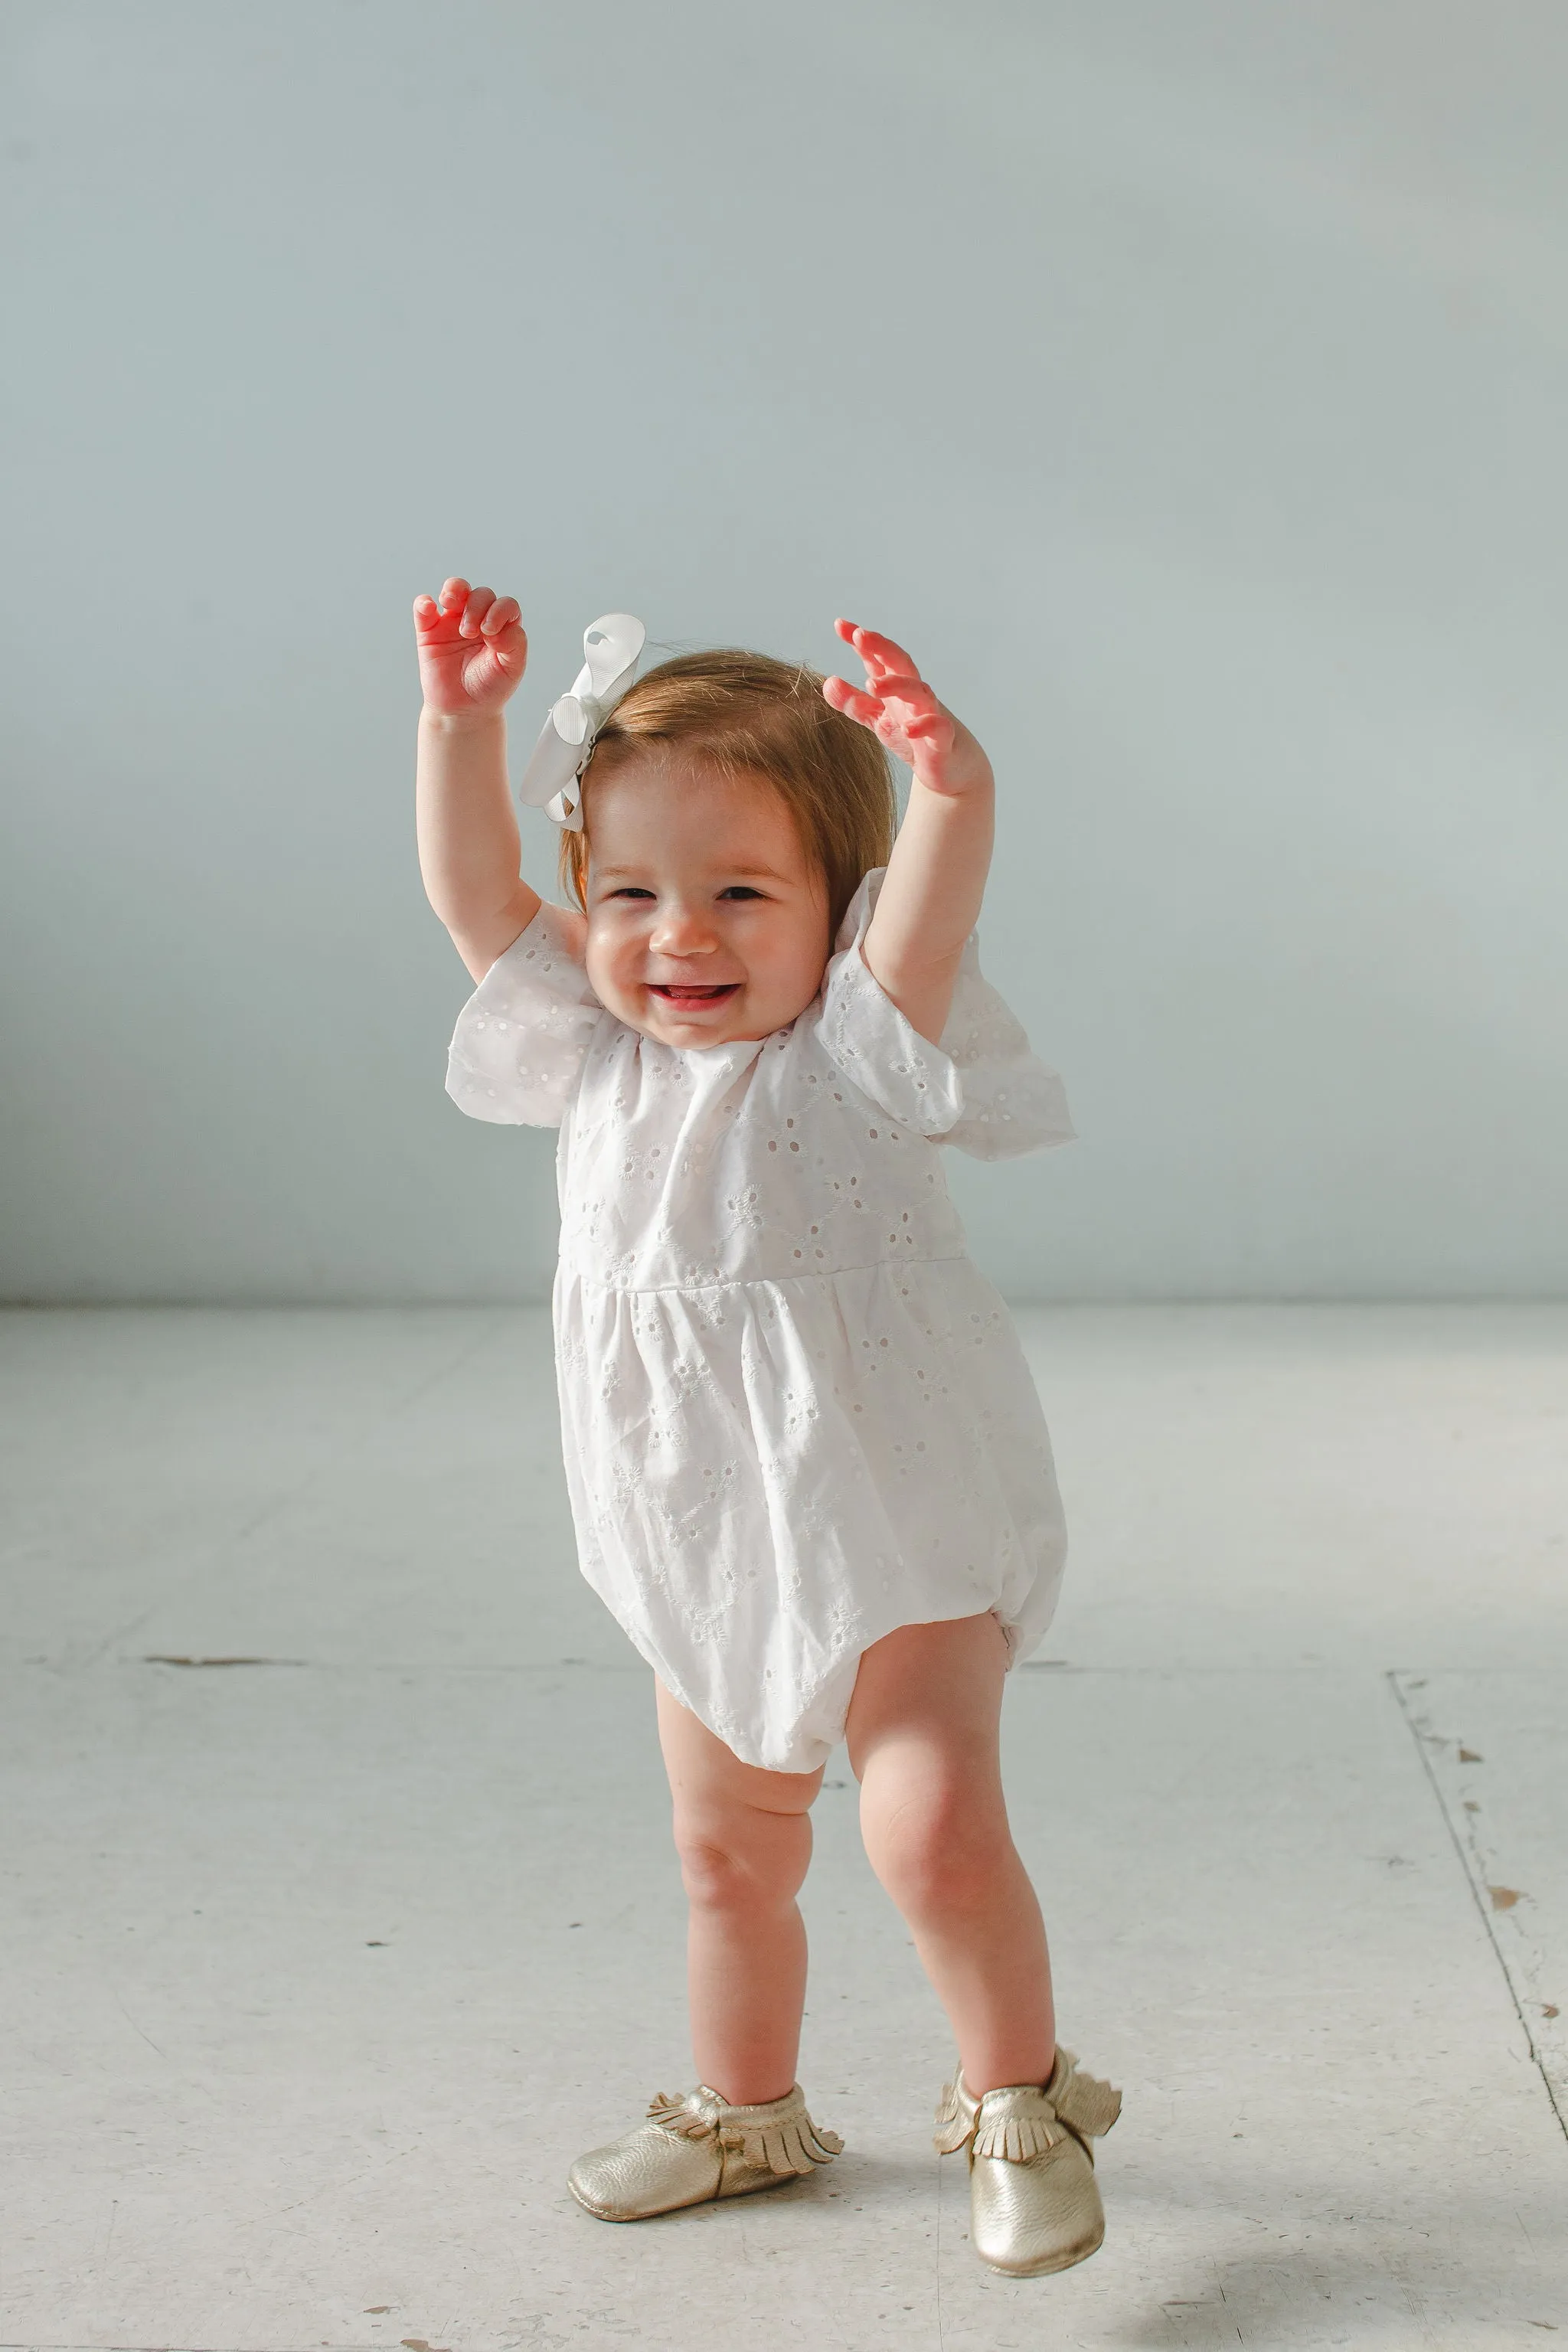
844, 1612, 1011, 1812
653, 1677, 823, 1834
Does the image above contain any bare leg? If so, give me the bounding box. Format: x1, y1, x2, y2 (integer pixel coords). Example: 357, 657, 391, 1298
655, 1679, 823, 2107
844, 1613, 1055, 2096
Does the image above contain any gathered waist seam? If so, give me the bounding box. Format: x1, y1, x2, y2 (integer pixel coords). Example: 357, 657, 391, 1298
557, 1253, 971, 1298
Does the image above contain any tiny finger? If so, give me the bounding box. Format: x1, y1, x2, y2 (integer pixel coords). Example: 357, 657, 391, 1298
438, 576, 471, 612
823, 675, 884, 725
482, 596, 521, 634
852, 626, 920, 679
868, 670, 930, 705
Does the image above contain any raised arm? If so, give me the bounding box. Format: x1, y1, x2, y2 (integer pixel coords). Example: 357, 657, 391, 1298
414, 577, 542, 982
822, 622, 995, 1044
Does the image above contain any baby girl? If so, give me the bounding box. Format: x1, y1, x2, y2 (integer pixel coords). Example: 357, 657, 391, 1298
413, 580, 1119, 2277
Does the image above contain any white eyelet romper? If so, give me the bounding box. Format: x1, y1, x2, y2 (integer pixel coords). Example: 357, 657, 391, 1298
446, 864, 1076, 1772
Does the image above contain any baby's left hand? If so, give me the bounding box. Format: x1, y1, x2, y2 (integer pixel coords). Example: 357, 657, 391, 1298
823, 622, 993, 799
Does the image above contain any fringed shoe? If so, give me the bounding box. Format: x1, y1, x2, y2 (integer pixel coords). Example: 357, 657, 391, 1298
567, 2082, 844, 2222
933, 2047, 1121, 2276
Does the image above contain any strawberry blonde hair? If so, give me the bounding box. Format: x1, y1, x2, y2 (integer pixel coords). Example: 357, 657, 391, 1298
557, 648, 897, 942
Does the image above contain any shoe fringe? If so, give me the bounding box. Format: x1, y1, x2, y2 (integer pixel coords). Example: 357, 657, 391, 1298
933, 2079, 975, 2154
1050, 2055, 1123, 2142
933, 2053, 1122, 2161
647, 2087, 844, 2176
973, 2106, 1067, 2163
647, 2089, 720, 2141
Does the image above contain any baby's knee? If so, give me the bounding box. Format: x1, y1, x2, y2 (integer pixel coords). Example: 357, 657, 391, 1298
672, 1806, 808, 1915
864, 1785, 1012, 1920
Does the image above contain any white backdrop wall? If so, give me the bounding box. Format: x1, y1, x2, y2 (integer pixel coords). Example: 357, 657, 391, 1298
2, 1, 1564, 1303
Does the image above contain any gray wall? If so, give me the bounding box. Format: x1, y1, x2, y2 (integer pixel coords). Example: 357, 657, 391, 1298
3, 1, 1564, 1302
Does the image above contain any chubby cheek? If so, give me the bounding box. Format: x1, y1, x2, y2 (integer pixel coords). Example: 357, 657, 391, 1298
782, 906, 833, 991
583, 936, 642, 1014
759, 938, 828, 1015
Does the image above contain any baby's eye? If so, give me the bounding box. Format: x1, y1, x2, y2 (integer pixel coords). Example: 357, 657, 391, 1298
718, 885, 765, 900
608, 886, 656, 900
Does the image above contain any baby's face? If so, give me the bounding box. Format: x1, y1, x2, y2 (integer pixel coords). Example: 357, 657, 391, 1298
581, 756, 832, 1049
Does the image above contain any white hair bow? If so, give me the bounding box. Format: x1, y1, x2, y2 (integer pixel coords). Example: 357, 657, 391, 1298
516, 612, 646, 831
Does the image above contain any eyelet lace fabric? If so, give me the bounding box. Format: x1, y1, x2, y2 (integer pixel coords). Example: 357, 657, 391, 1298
446, 866, 1076, 1772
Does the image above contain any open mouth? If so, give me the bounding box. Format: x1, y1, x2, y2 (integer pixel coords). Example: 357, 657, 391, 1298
648, 983, 740, 1009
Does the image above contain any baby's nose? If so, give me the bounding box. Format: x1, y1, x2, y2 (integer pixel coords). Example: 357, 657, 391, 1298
649, 904, 717, 953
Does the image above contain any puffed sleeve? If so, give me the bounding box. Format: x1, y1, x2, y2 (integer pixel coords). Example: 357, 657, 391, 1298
445, 900, 607, 1128
813, 867, 1076, 1161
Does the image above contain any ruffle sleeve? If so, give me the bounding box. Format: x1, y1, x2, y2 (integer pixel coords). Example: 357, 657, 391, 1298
812, 867, 1076, 1161
445, 900, 606, 1128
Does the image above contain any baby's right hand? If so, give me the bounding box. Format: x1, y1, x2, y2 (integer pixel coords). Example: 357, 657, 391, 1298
413, 577, 528, 717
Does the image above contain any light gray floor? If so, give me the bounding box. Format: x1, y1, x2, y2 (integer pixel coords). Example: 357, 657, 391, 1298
2, 1304, 1565, 2350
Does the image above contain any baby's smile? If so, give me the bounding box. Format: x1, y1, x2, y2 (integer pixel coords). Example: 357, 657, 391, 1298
646, 979, 741, 1011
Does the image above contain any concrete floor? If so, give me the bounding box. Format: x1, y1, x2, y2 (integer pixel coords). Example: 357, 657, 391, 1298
2, 1302, 1565, 2350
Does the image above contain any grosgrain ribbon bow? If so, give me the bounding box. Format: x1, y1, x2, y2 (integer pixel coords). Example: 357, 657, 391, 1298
516, 612, 646, 831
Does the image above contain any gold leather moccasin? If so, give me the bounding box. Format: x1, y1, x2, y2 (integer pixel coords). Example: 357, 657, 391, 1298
934, 2047, 1122, 2277
567, 2082, 844, 2223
